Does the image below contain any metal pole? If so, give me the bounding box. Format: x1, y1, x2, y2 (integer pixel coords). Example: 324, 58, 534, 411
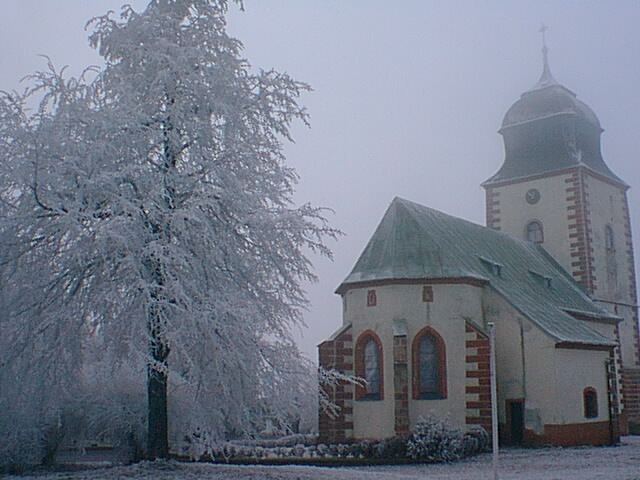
489, 322, 499, 480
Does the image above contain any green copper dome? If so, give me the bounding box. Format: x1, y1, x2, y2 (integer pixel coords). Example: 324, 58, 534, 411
484, 48, 624, 187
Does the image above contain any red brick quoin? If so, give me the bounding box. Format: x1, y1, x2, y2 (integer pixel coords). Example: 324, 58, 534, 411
318, 325, 354, 444
464, 321, 492, 434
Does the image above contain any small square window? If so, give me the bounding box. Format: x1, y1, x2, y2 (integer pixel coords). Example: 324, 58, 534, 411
367, 289, 377, 307
422, 286, 434, 303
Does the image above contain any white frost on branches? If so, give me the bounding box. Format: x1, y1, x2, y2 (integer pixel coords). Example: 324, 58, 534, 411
0, 0, 337, 464
318, 367, 364, 420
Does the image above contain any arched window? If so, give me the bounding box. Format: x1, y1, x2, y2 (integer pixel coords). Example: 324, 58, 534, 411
605, 225, 615, 252
355, 331, 383, 400
412, 327, 447, 399
526, 220, 544, 243
605, 225, 618, 291
584, 387, 598, 418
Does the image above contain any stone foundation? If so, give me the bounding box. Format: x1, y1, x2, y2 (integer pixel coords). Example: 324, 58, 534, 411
522, 421, 613, 447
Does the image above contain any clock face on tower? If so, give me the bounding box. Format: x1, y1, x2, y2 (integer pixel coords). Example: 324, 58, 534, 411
526, 188, 540, 205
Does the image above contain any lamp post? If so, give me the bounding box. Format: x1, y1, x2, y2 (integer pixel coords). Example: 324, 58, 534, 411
488, 322, 499, 480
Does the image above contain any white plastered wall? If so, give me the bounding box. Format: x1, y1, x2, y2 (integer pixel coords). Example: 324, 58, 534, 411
408, 284, 484, 429
483, 289, 557, 432
583, 174, 638, 368
484, 288, 613, 430
344, 282, 484, 439
585, 174, 631, 301
555, 348, 611, 424
492, 172, 638, 369
490, 173, 574, 275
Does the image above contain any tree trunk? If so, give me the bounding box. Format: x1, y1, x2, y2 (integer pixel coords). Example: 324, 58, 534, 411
146, 297, 170, 459
146, 111, 176, 460
147, 363, 169, 459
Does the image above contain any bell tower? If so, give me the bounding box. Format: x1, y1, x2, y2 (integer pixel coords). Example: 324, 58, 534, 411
482, 40, 640, 432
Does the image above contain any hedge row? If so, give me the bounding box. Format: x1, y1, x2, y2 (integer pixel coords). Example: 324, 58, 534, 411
208, 416, 490, 465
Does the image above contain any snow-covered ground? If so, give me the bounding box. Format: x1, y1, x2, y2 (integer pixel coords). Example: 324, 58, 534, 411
8, 436, 640, 480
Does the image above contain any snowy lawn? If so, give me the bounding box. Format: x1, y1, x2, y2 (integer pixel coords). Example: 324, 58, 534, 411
8, 436, 640, 480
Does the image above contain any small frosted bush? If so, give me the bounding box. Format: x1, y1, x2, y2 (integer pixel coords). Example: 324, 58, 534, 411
373, 437, 408, 459
463, 426, 490, 456
406, 414, 464, 463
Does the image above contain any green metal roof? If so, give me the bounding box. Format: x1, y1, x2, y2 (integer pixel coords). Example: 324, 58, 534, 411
338, 197, 618, 347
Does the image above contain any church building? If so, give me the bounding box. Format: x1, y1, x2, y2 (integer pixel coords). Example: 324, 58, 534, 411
318, 48, 640, 447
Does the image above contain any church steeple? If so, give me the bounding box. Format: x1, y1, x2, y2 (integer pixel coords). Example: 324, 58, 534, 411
481, 45, 640, 411
482, 37, 624, 188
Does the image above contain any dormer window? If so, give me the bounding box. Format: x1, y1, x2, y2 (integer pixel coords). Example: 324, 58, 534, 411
529, 270, 553, 288
479, 256, 503, 277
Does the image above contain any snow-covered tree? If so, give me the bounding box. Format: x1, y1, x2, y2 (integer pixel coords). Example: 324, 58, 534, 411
0, 0, 336, 462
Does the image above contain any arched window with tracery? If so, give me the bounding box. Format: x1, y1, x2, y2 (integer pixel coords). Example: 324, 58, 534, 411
355, 331, 383, 400
412, 327, 447, 399
526, 220, 544, 243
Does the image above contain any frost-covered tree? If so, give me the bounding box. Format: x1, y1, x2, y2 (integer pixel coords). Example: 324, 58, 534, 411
0, 0, 335, 461
0, 67, 101, 468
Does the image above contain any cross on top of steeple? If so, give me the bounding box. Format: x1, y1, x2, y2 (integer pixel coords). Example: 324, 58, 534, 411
532, 24, 558, 89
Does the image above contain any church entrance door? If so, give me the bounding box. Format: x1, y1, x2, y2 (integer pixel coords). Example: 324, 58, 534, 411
507, 399, 524, 445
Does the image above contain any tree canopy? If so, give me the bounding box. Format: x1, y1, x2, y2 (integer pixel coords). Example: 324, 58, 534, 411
0, 0, 336, 463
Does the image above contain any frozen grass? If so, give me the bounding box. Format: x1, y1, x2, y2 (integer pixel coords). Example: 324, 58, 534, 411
6, 436, 640, 480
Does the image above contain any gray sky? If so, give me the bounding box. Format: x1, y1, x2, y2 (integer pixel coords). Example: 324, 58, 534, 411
2, 1, 639, 360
